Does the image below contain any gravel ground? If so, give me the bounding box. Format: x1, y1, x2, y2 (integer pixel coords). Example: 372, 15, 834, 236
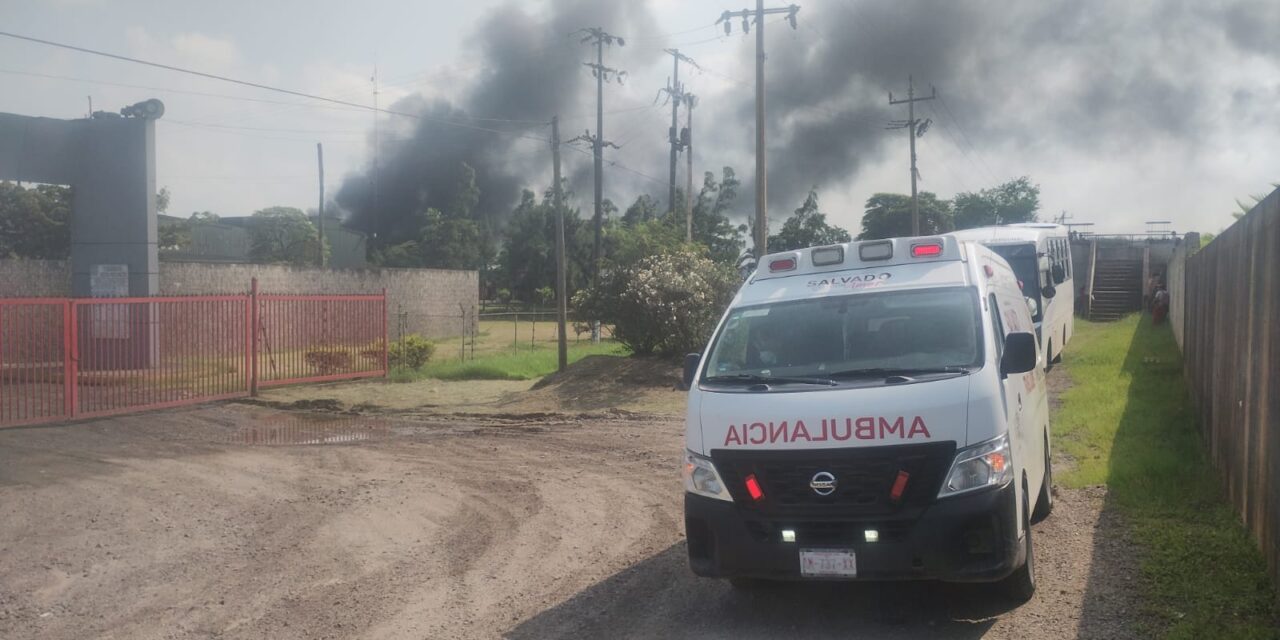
0, 368, 1140, 639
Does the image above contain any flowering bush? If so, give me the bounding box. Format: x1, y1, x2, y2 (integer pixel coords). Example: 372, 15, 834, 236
574, 249, 738, 356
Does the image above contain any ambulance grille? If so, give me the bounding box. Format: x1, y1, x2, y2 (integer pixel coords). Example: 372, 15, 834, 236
712, 442, 956, 517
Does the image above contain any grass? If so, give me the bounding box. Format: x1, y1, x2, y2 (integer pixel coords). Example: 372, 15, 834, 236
1053, 315, 1277, 638
426, 319, 613, 362
390, 341, 628, 382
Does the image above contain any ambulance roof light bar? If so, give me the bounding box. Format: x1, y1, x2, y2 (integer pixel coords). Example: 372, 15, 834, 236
911, 241, 944, 258
768, 257, 797, 272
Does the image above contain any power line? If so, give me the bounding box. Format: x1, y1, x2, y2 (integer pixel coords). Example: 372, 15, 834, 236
922, 101, 1000, 188
0, 31, 550, 142
0, 67, 364, 112
934, 93, 1004, 183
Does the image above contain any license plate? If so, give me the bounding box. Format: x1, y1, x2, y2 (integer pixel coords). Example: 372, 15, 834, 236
799, 548, 857, 578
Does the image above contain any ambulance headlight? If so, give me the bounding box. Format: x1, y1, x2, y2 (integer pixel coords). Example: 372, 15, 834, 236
939, 434, 1012, 498
684, 451, 733, 502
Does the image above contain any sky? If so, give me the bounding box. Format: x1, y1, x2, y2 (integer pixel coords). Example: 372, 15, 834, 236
1, 0, 1277, 238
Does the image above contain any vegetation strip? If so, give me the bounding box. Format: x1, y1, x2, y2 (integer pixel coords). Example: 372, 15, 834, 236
391, 342, 627, 382
1052, 316, 1277, 638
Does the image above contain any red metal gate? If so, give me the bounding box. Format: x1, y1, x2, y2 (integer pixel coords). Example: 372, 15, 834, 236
0, 283, 386, 427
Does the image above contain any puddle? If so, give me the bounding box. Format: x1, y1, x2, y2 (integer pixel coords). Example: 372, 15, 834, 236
229, 414, 393, 446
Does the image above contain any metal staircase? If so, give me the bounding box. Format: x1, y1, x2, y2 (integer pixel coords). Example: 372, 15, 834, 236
1088, 259, 1142, 321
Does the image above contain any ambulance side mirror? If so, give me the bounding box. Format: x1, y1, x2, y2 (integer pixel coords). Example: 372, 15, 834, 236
1052, 264, 1067, 285
1001, 333, 1037, 376
682, 353, 701, 389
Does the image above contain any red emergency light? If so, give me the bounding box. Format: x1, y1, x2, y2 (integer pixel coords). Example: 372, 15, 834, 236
910, 242, 943, 258
889, 470, 911, 502
768, 257, 797, 272
745, 474, 765, 501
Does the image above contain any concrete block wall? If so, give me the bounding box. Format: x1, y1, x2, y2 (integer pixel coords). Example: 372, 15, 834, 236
0, 260, 477, 339
0, 259, 71, 297
160, 263, 476, 339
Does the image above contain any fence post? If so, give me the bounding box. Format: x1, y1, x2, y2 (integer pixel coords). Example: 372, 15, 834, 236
381, 288, 388, 376
64, 300, 78, 419
249, 277, 259, 396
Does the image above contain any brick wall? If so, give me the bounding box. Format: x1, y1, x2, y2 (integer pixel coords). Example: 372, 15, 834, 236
0, 260, 476, 339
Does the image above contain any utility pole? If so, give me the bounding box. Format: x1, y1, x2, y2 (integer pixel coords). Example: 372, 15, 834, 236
717, 3, 801, 258
551, 116, 568, 372
685, 93, 696, 242
661, 49, 698, 217
574, 28, 626, 285
316, 142, 326, 267
371, 66, 381, 240
888, 76, 936, 236
575, 27, 624, 343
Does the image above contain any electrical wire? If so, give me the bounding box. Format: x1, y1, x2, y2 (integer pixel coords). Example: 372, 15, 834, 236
0, 31, 551, 140
933, 94, 1004, 183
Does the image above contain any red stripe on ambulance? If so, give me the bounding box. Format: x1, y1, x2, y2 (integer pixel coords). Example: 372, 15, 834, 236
723, 416, 931, 447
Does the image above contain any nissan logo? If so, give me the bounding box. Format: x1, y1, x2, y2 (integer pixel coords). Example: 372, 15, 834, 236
810, 471, 838, 496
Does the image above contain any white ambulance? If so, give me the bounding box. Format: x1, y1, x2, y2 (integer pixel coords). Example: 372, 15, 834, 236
681, 235, 1052, 601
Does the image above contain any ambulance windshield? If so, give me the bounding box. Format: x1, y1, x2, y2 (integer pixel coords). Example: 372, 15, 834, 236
704, 287, 983, 382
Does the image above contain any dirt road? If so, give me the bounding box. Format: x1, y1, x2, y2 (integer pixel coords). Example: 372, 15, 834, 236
1, 378, 1139, 638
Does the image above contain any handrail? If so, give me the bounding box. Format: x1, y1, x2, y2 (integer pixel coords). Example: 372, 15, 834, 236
1086, 239, 1097, 318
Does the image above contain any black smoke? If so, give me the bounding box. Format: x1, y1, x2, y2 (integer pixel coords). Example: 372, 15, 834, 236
339, 0, 1280, 238
733, 0, 1280, 209
336, 0, 660, 245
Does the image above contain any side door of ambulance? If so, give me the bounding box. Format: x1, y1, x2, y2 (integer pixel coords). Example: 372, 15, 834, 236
990, 289, 1045, 517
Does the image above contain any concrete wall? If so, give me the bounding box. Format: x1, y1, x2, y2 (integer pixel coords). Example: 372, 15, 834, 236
1180, 188, 1280, 591
0, 259, 71, 297
0, 260, 476, 339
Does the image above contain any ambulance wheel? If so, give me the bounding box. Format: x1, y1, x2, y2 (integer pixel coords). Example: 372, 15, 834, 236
1001, 480, 1037, 603
1045, 340, 1054, 371
1032, 434, 1054, 523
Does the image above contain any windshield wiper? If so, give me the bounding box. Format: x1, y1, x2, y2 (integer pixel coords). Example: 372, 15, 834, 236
704, 373, 837, 387
827, 366, 971, 379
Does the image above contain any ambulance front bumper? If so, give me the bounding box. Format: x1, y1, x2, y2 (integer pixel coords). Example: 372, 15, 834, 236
683, 482, 1020, 582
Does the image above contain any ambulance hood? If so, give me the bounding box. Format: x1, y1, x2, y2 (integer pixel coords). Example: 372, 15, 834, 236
690, 374, 972, 455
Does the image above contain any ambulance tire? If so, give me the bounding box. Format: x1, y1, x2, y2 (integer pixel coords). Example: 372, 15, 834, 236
1001, 479, 1037, 603
1045, 340, 1054, 372
1032, 433, 1054, 523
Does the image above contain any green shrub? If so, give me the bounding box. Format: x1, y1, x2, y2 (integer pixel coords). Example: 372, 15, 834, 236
388, 334, 436, 370
573, 249, 738, 356
305, 350, 352, 375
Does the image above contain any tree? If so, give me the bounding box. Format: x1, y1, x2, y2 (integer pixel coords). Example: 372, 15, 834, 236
248, 206, 326, 265
857, 192, 954, 240
155, 187, 171, 215
0, 181, 71, 259
190, 211, 220, 223
952, 177, 1040, 230
622, 194, 661, 226
690, 167, 746, 264
494, 186, 593, 303
768, 189, 851, 251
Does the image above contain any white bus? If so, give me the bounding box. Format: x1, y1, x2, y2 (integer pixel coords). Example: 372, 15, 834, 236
949, 224, 1074, 366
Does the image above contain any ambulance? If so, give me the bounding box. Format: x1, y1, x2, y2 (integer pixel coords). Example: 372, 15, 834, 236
680, 235, 1052, 601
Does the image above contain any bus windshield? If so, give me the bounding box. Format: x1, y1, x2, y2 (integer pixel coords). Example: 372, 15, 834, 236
703, 288, 983, 381
989, 244, 1043, 322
